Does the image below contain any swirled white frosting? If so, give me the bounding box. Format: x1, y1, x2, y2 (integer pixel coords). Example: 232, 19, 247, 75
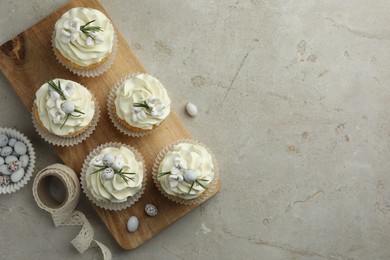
86, 146, 143, 203
35, 78, 95, 136
114, 74, 171, 130
158, 143, 214, 200
54, 7, 114, 67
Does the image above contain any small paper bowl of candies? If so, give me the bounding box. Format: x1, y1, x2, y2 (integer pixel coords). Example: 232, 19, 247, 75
0, 128, 36, 194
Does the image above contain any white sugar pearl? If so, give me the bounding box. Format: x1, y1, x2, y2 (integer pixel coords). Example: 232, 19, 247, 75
0, 134, 8, 147
102, 153, 115, 167
14, 141, 27, 155
184, 170, 197, 183
127, 216, 139, 233
185, 102, 198, 117
61, 101, 75, 114
11, 168, 25, 182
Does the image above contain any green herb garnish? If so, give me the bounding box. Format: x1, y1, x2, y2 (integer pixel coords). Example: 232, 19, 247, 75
91, 165, 135, 184
80, 20, 103, 39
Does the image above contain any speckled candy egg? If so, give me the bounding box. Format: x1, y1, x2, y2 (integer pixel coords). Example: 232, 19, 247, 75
145, 204, 158, 217
102, 167, 115, 180
102, 153, 115, 167
0, 134, 8, 147
0, 164, 11, 175
0, 146, 13, 157
14, 141, 27, 155
0, 175, 10, 187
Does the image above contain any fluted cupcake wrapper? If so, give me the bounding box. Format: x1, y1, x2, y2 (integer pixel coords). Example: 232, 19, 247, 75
51, 31, 118, 78
107, 73, 169, 137
152, 139, 220, 205
0, 128, 36, 194
31, 95, 100, 147
80, 142, 146, 211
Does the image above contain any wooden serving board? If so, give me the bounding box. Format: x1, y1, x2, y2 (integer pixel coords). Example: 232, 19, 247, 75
0, 0, 220, 250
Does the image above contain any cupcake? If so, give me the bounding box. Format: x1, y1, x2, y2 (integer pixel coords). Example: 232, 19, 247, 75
153, 140, 219, 205
53, 7, 116, 77
81, 143, 145, 210
108, 73, 171, 136
32, 78, 99, 146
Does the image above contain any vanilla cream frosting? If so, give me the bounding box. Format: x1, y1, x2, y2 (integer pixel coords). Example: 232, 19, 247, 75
35, 78, 95, 136
54, 7, 114, 67
86, 146, 143, 203
114, 74, 171, 130
158, 143, 214, 200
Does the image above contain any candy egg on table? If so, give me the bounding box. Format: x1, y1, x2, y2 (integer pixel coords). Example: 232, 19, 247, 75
127, 216, 139, 233
185, 102, 198, 117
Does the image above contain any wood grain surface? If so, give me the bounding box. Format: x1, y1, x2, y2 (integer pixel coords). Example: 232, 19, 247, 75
0, 0, 220, 250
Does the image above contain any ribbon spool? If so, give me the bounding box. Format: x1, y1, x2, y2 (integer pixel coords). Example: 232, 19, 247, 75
32, 163, 111, 259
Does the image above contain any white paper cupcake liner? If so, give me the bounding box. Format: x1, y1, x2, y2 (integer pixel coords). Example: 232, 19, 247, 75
31, 94, 100, 147
0, 128, 36, 194
80, 142, 146, 211
152, 139, 220, 205
107, 73, 169, 137
51, 31, 118, 77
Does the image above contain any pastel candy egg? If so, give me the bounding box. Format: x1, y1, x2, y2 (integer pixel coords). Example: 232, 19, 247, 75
145, 204, 158, 217
102, 153, 115, 167
8, 138, 17, 147
19, 154, 29, 168
8, 160, 20, 172
127, 216, 139, 233
14, 141, 27, 155
11, 168, 25, 182
61, 101, 75, 114
0, 146, 13, 157
0, 164, 12, 175
0, 157, 4, 165
102, 167, 115, 180
184, 170, 197, 183
5, 155, 18, 164
185, 102, 198, 117
111, 160, 123, 171
0, 134, 8, 147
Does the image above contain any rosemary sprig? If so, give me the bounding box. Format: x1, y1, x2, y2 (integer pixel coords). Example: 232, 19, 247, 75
157, 171, 171, 178
90, 165, 136, 184
47, 80, 66, 100
80, 20, 103, 38
195, 180, 208, 189
46, 79, 85, 129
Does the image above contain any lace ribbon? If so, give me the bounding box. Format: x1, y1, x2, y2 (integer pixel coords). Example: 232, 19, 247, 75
32, 163, 112, 259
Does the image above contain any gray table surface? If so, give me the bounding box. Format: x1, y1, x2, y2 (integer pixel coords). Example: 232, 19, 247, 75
0, 0, 389, 259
